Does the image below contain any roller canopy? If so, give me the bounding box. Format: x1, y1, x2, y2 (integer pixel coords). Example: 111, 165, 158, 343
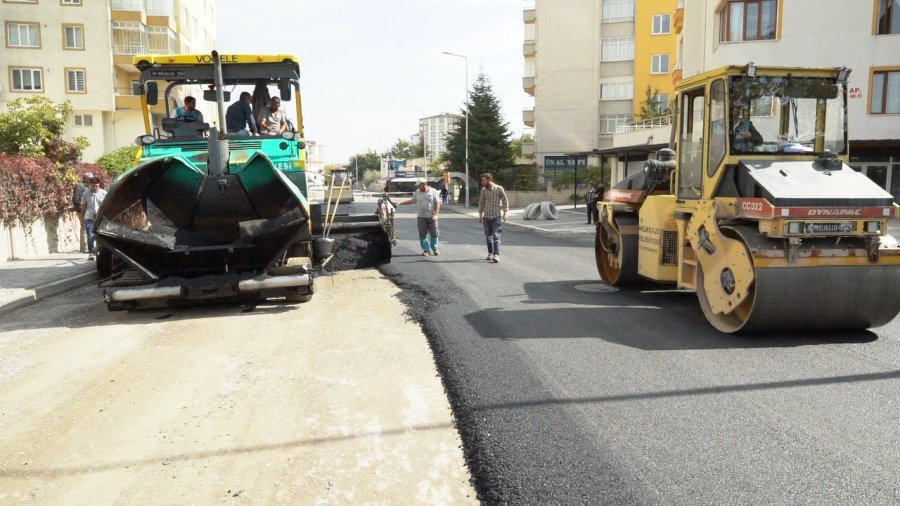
739, 160, 895, 207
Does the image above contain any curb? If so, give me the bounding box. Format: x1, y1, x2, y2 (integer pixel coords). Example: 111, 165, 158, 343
0, 269, 98, 318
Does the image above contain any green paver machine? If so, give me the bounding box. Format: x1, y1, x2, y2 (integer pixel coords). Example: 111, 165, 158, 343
94, 51, 392, 310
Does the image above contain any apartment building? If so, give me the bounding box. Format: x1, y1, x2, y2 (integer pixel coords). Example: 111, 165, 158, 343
418, 112, 461, 160
522, 0, 678, 178
677, 0, 900, 200
1, 0, 217, 162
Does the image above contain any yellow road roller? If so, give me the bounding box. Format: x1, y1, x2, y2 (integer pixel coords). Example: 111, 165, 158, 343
596, 65, 900, 333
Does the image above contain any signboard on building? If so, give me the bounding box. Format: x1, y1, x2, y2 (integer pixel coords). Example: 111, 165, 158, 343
544, 155, 588, 172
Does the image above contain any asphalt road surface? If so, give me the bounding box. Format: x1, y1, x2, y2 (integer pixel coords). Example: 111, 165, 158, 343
380, 204, 900, 505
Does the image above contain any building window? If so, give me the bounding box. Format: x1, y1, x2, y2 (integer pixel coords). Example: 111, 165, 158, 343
652, 14, 671, 34
600, 81, 633, 100
871, 70, 900, 114
877, 0, 900, 34
63, 24, 83, 49
112, 21, 145, 55
147, 25, 175, 54
6, 22, 40, 48
651, 93, 669, 112
599, 114, 633, 134
61, 0, 82, 5
601, 37, 634, 61
651, 54, 670, 74
10, 67, 42, 92
65, 68, 86, 93
602, 0, 635, 22
73, 113, 93, 126
719, 0, 777, 42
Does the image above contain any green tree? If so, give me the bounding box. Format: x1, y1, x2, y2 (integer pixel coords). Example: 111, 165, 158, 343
96, 145, 140, 179
362, 169, 381, 186
348, 151, 382, 174
509, 133, 534, 159
443, 73, 515, 179
0, 96, 88, 163
385, 138, 421, 159
638, 85, 671, 121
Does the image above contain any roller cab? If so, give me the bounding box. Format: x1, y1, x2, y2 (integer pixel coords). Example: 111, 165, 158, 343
596, 65, 900, 333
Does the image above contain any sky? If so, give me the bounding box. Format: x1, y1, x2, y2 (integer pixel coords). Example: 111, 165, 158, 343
217, 0, 530, 165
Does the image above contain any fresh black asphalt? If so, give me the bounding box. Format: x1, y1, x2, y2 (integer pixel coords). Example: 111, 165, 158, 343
374, 205, 900, 505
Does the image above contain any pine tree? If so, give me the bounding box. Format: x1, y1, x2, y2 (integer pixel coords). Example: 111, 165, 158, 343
443, 73, 515, 180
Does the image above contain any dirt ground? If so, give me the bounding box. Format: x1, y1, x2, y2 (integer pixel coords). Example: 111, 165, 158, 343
0, 270, 476, 504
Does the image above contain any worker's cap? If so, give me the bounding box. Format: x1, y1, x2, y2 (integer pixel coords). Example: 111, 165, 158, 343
83, 172, 94, 179
89, 177, 101, 184
415, 178, 426, 184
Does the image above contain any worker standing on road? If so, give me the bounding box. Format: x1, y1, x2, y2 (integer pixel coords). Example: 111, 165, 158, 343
591, 180, 604, 224
585, 183, 596, 224
478, 173, 509, 263
79, 176, 107, 260
396, 178, 441, 256
72, 172, 92, 253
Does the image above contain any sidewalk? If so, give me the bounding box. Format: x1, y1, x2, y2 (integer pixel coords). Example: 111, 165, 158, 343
447, 204, 900, 238
0, 253, 98, 317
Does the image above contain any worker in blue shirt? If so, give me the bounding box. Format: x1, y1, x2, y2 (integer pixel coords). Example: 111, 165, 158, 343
174, 96, 204, 123
225, 92, 258, 136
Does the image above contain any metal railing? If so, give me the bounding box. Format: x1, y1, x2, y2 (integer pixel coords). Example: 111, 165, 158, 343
616, 115, 672, 133
110, 0, 144, 11
113, 44, 145, 55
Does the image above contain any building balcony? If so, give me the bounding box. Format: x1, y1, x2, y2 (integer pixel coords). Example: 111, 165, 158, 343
671, 61, 683, 86
523, 108, 534, 127
523, 41, 536, 56
115, 89, 142, 110
110, 0, 144, 11
521, 140, 535, 157
674, 1, 684, 33
146, 0, 173, 16
524, 8, 535, 23
523, 76, 535, 95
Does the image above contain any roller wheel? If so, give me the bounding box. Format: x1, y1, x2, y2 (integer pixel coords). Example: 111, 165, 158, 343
595, 215, 638, 286
695, 226, 900, 333
286, 293, 312, 303
696, 255, 756, 334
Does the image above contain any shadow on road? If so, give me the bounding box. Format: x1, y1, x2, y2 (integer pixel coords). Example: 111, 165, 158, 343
465, 276, 880, 350
467, 370, 900, 412
0, 286, 300, 333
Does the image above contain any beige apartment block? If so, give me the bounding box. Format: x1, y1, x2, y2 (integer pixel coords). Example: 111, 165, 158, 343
524, 0, 678, 181
679, 0, 900, 200
0, 0, 217, 162
417, 112, 461, 161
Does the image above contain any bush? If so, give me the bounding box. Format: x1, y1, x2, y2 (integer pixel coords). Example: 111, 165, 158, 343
96, 145, 139, 179
0, 155, 109, 225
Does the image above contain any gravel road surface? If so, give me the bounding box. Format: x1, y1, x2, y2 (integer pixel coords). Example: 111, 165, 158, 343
0, 269, 475, 504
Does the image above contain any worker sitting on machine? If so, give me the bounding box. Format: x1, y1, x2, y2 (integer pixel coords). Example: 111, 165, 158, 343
174, 96, 204, 123
732, 105, 763, 151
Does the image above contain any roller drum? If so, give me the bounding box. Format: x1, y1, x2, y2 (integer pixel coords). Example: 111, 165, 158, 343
697, 234, 900, 333
595, 214, 639, 286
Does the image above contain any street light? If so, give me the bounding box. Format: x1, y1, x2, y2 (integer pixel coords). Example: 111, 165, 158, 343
442, 51, 469, 208
409, 109, 428, 179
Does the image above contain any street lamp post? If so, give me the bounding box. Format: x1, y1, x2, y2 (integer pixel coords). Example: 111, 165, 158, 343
442, 51, 469, 208
409, 109, 428, 179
